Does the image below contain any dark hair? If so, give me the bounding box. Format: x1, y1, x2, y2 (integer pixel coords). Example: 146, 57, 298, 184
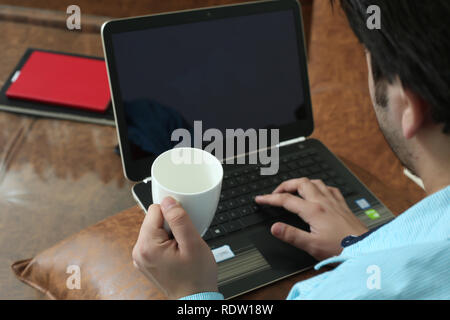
333, 0, 450, 134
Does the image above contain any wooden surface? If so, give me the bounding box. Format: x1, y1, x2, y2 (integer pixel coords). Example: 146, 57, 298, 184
0, 0, 424, 300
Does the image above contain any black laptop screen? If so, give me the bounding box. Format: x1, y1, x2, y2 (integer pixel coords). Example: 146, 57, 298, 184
111, 10, 305, 160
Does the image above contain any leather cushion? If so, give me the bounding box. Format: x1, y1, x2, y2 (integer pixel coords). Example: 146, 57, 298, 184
11, 207, 166, 300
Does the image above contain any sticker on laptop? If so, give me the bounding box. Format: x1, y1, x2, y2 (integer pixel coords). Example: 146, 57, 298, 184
355, 198, 371, 210
212, 245, 235, 263
365, 209, 381, 220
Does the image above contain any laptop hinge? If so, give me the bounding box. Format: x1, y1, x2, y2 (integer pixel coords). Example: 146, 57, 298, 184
276, 136, 306, 148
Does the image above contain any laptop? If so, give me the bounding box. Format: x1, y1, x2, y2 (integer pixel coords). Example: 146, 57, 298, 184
101, 0, 394, 299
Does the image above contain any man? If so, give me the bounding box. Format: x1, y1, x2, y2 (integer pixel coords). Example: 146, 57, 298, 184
132, 0, 450, 299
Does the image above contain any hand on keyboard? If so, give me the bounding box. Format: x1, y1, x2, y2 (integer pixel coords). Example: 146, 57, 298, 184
255, 178, 369, 261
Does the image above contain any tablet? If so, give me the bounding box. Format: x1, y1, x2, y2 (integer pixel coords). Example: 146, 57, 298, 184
6, 50, 111, 113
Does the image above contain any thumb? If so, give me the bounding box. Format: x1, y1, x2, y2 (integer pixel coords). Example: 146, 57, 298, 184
160, 197, 199, 250
271, 222, 312, 252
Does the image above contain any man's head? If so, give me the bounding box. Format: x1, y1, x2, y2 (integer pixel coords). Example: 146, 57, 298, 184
335, 0, 450, 177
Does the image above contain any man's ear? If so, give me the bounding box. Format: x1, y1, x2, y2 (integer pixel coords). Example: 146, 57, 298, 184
401, 89, 427, 139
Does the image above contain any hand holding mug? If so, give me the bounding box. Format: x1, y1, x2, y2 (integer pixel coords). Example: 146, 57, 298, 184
132, 196, 219, 299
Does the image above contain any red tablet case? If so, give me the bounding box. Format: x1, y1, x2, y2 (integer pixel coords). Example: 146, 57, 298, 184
6, 51, 111, 113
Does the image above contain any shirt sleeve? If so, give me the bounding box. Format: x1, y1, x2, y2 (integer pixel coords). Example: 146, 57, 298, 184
286, 271, 332, 300
179, 292, 225, 300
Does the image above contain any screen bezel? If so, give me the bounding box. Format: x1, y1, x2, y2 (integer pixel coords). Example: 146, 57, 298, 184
102, 0, 314, 182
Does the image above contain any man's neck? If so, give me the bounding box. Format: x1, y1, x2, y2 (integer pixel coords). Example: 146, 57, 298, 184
412, 125, 450, 195
417, 149, 450, 196
422, 176, 450, 196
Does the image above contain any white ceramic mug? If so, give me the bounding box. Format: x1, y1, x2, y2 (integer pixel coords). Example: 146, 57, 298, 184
151, 147, 223, 237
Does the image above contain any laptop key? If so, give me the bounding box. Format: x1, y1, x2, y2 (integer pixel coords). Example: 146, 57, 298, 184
211, 226, 226, 238
203, 230, 213, 241
288, 162, 299, 170
308, 165, 322, 174
298, 168, 310, 177
238, 206, 252, 217
228, 178, 238, 188
223, 220, 244, 233
236, 185, 249, 194
288, 171, 299, 179
228, 188, 239, 198
211, 216, 220, 227
298, 158, 314, 167
226, 199, 239, 209
260, 178, 272, 188
236, 176, 247, 185
341, 186, 354, 197
271, 176, 283, 185
217, 203, 227, 213
312, 156, 322, 163
327, 180, 338, 188
237, 196, 249, 206
327, 170, 338, 177
249, 204, 259, 213
221, 189, 235, 201
217, 212, 230, 224
290, 152, 302, 159
228, 210, 240, 220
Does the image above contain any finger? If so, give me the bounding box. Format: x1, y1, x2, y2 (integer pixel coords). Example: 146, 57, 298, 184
255, 193, 316, 223
272, 177, 309, 194
328, 186, 345, 202
295, 178, 325, 201
272, 179, 299, 194
160, 196, 199, 250
138, 204, 170, 245
271, 222, 312, 252
147, 204, 165, 228
310, 179, 333, 198
273, 178, 324, 202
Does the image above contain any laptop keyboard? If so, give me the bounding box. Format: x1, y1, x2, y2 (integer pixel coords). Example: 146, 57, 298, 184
203, 147, 355, 241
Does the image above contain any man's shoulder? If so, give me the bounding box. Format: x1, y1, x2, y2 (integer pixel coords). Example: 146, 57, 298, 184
304, 240, 450, 300
346, 239, 449, 299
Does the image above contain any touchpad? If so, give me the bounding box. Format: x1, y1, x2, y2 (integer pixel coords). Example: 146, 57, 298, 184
250, 230, 316, 271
